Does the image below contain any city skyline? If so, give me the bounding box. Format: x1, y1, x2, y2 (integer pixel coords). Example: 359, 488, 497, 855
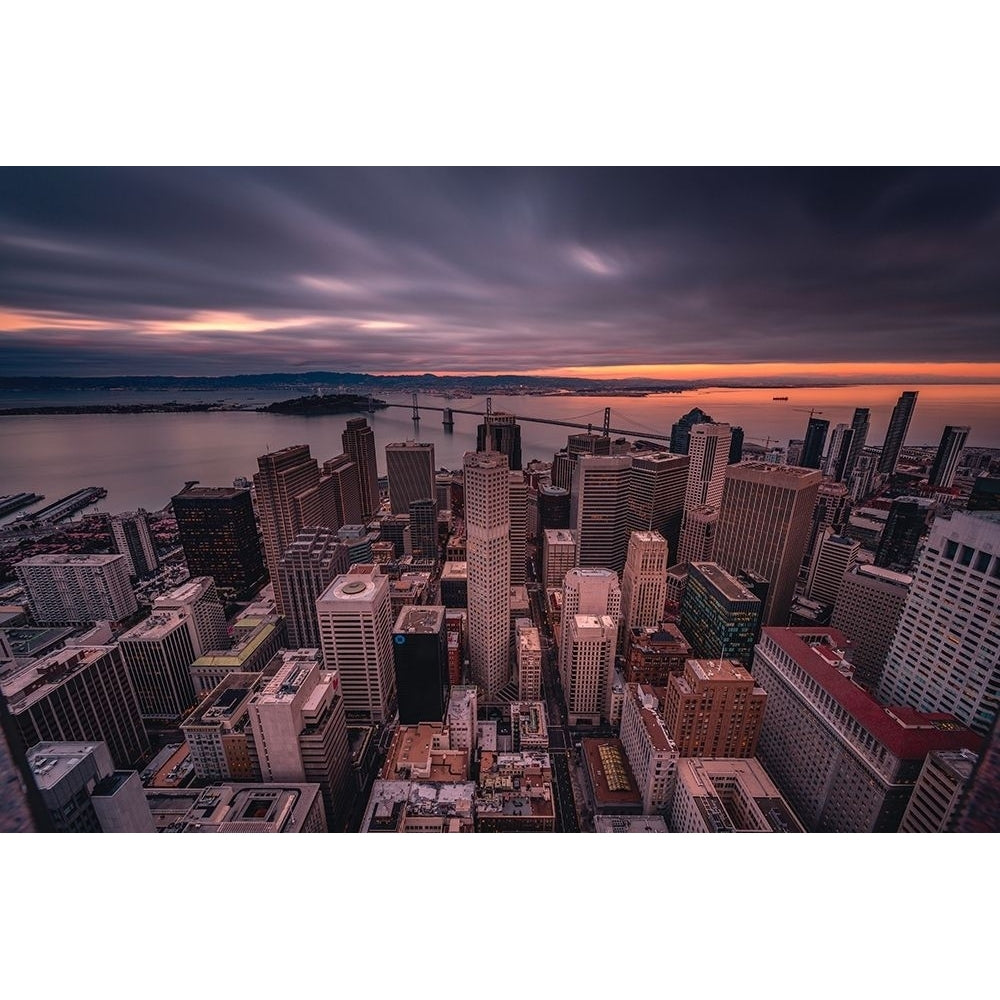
2, 168, 1000, 380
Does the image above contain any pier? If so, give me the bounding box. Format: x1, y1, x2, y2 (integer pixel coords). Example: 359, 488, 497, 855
0, 493, 44, 518
15, 486, 108, 524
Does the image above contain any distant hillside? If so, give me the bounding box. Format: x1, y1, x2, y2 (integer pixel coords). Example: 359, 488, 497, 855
259, 393, 387, 415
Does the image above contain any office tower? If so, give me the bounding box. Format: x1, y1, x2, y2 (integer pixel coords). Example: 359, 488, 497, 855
670, 407, 714, 455
844, 407, 871, 479
323, 453, 365, 527
247, 649, 352, 830
562, 567, 622, 622
516, 624, 542, 700
684, 423, 732, 509
171, 485, 266, 599
181, 672, 265, 782
670, 758, 804, 833
190, 611, 286, 696
463, 451, 511, 699
337, 524, 379, 564
551, 450, 573, 491
563, 614, 617, 726
848, 452, 877, 502
254, 445, 338, 619
277, 527, 350, 648
153, 576, 229, 656
624, 622, 691, 685
679, 562, 763, 668
316, 566, 396, 723
663, 658, 767, 757
440, 562, 468, 608
342, 417, 380, 521
728, 426, 744, 464
627, 451, 689, 563
27, 741, 114, 832
0, 695, 50, 832
620, 531, 669, 636
952, 715, 1000, 831
878, 390, 919, 474
805, 480, 851, 568
393, 606, 448, 725
878, 511, 1000, 736
831, 564, 912, 691
968, 475, 1000, 512
537, 484, 571, 530
386, 440, 435, 515
1, 645, 148, 768
118, 611, 199, 726
543, 528, 578, 588
713, 463, 822, 625
110, 509, 159, 578
824, 424, 854, 482
805, 529, 860, 607
572, 454, 632, 574
446, 685, 478, 752
928, 425, 971, 488
677, 505, 719, 565
568, 431, 612, 458
619, 684, 678, 814
752, 628, 979, 831
435, 472, 453, 513
508, 471, 528, 586
898, 748, 978, 832
785, 439, 804, 467
377, 513, 409, 558
408, 499, 439, 563
874, 496, 936, 572
15, 553, 137, 625
801, 417, 830, 470
88, 769, 155, 832
477, 411, 522, 471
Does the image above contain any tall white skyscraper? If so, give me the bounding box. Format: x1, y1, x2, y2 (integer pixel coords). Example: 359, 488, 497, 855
316, 565, 395, 722
678, 424, 731, 566
620, 531, 669, 638
571, 454, 632, 574
464, 451, 511, 699
806, 529, 860, 607
878, 511, 1000, 736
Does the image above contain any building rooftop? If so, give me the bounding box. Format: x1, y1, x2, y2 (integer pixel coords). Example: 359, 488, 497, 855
148, 783, 323, 832
440, 562, 468, 580
689, 562, 760, 603
686, 658, 755, 684
120, 611, 188, 642
853, 564, 914, 587
544, 528, 577, 544
582, 738, 643, 809
382, 723, 469, 782
16, 552, 126, 567
1, 625, 76, 662
172, 485, 247, 500
142, 742, 194, 788
762, 629, 982, 760
0, 645, 116, 709
182, 672, 260, 728
27, 741, 106, 790
192, 620, 277, 669
363, 779, 476, 831
595, 815, 669, 833
394, 605, 445, 634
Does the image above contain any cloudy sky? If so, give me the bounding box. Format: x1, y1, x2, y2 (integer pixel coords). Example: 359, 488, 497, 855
1, 167, 998, 380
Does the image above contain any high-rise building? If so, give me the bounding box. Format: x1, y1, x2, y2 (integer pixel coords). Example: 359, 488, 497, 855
874, 496, 935, 573
627, 451, 688, 563
572, 454, 632, 574
968, 475, 1000, 512
189, 611, 286, 696
542, 528, 578, 588
516, 623, 542, 701
878, 511, 1000, 736
663, 658, 767, 757
509, 471, 528, 586
844, 407, 871, 479
171, 485, 266, 599
848, 451, 877, 503
800, 417, 830, 470
624, 622, 691, 685
153, 576, 229, 656
898, 748, 978, 832
1, 645, 148, 769
477, 411, 522, 471
27, 741, 114, 832
676, 505, 719, 565
322, 453, 365, 528
805, 480, 852, 568
786, 440, 804, 467
408, 499, 439, 563
15, 553, 137, 625
679, 562, 763, 669
684, 423, 732, 509
619, 684, 678, 814
537, 484, 571, 531
620, 531, 669, 637
713, 463, 822, 625
392, 606, 448, 725
463, 451, 511, 699
254, 445, 338, 618
927, 425, 971, 488
951, 715, 1000, 831
446, 685, 478, 752
277, 527, 350, 648
110, 509, 159, 578
824, 424, 855, 482
118, 611, 199, 726
805, 529, 859, 607
316, 565, 396, 723
342, 417, 380, 521
752, 628, 980, 831
248, 648, 353, 831
728, 427, 744, 464
385, 440, 435, 515
878, 390, 919, 475
562, 614, 617, 726
670, 407, 714, 455
561, 567, 622, 623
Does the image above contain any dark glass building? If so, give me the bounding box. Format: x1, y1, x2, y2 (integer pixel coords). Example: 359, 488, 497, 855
477, 413, 522, 471
171, 485, 266, 599
679, 562, 764, 669
670, 407, 714, 455
392, 606, 449, 725
801, 417, 830, 470
408, 499, 439, 562
844, 407, 871, 479
728, 426, 744, 464
874, 496, 936, 573
878, 391, 918, 475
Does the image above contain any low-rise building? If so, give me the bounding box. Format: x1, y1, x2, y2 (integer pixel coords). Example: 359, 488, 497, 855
361, 780, 476, 832
381, 723, 469, 782
581, 738, 643, 815
510, 701, 548, 750
475, 751, 555, 832
619, 685, 678, 815
146, 783, 327, 832
624, 622, 691, 685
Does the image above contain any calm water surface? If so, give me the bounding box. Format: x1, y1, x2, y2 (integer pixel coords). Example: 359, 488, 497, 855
1, 384, 997, 517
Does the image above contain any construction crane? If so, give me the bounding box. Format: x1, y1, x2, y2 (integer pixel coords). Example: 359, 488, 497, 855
793, 408, 824, 419
747, 435, 780, 450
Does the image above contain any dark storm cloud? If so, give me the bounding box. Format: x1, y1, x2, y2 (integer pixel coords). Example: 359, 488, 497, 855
0, 167, 998, 375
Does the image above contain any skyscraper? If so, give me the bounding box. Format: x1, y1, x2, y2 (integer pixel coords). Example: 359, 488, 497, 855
684, 423, 732, 509
571, 454, 632, 575
408, 499, 439, 563
322, 453, 365, 528
509, 470, 528, 586
463, 451, 511, 699
153, 576, 229, 656
823, 424, 854, 482
477, 411, 522, 471
677, 504, 719, 565
670, 407, 714, 455
874, 496, 935, 573
805, 529, 859, 607
713, 463, 822, 625
342, 417, 380, 521
316, 566, 396, 723
110, 509, 159, 578
620, 531, 669, 637
254, 445, 338, 619
878, 390, 918, 475
728, 426, 744, 465
542, 528, 578, 588
392, 606, 448, 725
563, 615, 617, 726
801, 417, 830, 470
927, 425, 971, 488
844, 407, 871, 479
878, 511, 1000, 736
385, 440, 436, 515
898, 749, 978, 832
15, 553, 138, 624
171, 485, 266, 599
679, 562, 763, 668
277, 527, 351, 648
627, 451, 688, 564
